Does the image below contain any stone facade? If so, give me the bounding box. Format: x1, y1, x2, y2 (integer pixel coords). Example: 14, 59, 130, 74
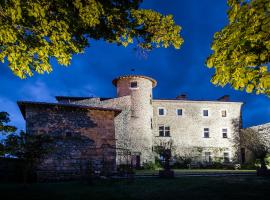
153, 99, 243, 163
18, 74, 245, 174
18, 102, 120, 181
55, 75, 243, 165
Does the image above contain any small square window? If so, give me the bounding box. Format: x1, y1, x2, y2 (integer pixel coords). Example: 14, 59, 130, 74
222, 110, 227, 117
158, 108, 165, 116
222, 128, 228, 138
177, 109, 183, 116
203, 110, 208, 116
204, 128, 209, 138
130, 81, 138, 88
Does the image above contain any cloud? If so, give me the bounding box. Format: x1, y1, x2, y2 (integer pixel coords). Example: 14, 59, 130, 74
19, 80, 55, 102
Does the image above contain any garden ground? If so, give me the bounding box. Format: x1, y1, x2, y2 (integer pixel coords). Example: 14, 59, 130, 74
1, 175, 269, 200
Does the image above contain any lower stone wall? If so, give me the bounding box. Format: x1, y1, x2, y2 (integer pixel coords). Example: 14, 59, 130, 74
23, 104, 118, 181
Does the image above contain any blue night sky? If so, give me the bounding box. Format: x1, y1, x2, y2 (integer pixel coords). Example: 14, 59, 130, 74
0, 0, 269, 130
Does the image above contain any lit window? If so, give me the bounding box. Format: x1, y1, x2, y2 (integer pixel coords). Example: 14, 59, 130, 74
159, 125, 170, 137
130, 81, 138, 88
203, 110, 208, 116
221, 110, 227, 117
158, 108, 165, 116
224, 152, 230, 163
222, 128, 228, 138
204, 128, 209, 138
176, 109, 183, 116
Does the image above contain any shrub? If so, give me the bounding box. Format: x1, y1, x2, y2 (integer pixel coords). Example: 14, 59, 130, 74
142, 161, 161, 170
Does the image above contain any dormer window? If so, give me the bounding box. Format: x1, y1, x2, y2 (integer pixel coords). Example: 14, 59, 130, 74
130, 81, 138, 88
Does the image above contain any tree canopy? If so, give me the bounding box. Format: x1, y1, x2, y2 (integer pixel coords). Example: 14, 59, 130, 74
0, 111, 17, 134
206, 0, 270, 96
240, 127, 270, 169
0, 0, 183, 78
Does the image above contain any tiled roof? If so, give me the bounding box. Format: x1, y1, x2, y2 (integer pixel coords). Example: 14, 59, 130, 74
112, 75, 157, 87
55, 96, 112, 101
17, 101, 122, 119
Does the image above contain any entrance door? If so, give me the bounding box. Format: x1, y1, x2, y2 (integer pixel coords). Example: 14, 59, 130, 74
135, 155, 140, 169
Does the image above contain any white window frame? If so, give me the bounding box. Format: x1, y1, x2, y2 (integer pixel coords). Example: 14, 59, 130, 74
222, 128, 228, 138
158, 125, 170, 137
129, 81, 139, 89
176, 108, 183, 116
158, 107, 166, 116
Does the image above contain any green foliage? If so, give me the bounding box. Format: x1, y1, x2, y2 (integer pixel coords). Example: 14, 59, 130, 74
0, 111, 17, 134
142, 161, 161, 170
3, 131, 53, 163
206, 0, 270, 96
0, 0, 183, 78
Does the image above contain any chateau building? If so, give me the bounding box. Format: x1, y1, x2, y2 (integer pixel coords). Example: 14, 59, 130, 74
18, 75, 243, 180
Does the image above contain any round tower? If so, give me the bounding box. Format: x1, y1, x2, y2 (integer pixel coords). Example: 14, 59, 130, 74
112, 75, 157, 165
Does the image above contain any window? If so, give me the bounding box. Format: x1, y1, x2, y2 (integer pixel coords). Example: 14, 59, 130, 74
158, 108, 166, 116
204, 152, 212, 162
159, 125, 170, 137
223, 152, 230, 163
203, 110, 208, 116
204, 128, 209, 138
130, 81, 138, 88
176, 109, 183, 116
151, 118, 153, 129
221, 110, 227, 117
222, 128, 228, 138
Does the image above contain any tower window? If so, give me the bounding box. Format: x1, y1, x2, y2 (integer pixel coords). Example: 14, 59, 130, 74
130, 81, 138, 88
176, 109, 183, 116
158, 108, 166, 116
221, 110, 227, 117
159, 125, 170, 137
222, 128, 228, 138
204, 128, 209, 138
203, 110, 208, 116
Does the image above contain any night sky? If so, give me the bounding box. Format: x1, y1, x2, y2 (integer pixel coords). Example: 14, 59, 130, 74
0, 0, 269, 131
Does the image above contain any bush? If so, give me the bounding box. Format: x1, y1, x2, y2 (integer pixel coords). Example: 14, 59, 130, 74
142, 161, 161, 170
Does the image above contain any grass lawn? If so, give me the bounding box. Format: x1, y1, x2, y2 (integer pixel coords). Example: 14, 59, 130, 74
135, 169, 256, 175
1, 176, 269, 200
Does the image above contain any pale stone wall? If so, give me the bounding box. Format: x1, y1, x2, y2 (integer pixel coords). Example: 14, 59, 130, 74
152, 100, 243, 162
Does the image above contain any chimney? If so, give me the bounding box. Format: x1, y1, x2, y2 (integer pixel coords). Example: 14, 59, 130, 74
218, 95, 230, 101
176, 93, 187, 100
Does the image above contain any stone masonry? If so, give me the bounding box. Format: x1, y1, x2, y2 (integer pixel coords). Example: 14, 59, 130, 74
18, 102, 120, 181
18, 74, 244, 175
